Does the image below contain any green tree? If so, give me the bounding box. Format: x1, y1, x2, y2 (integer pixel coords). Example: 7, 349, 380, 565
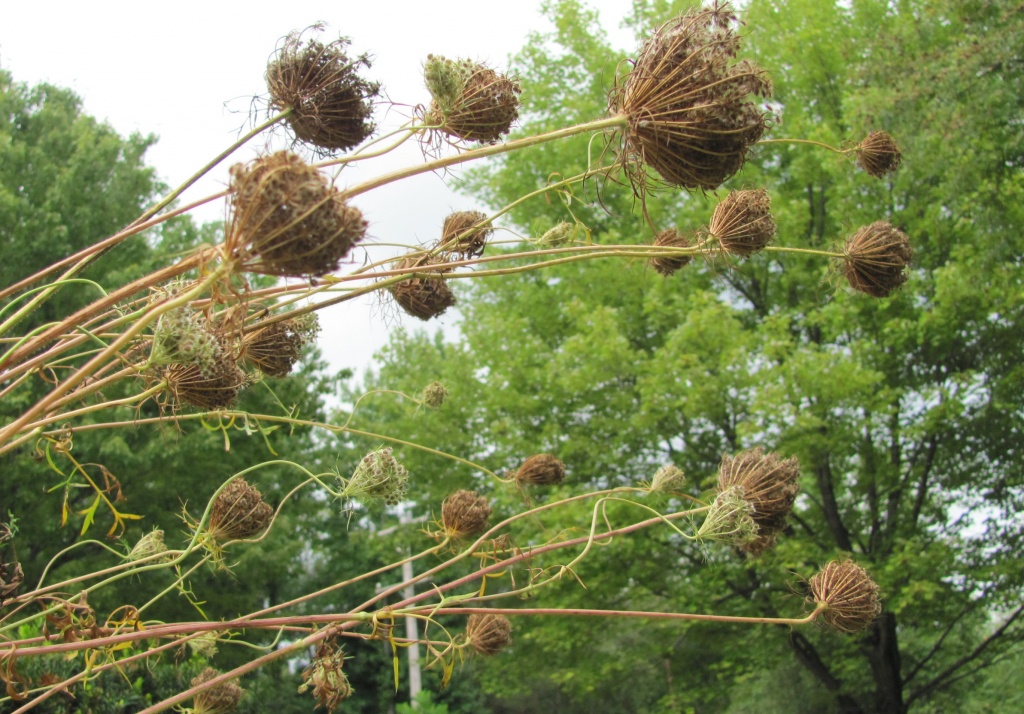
347, 1, 1024, 712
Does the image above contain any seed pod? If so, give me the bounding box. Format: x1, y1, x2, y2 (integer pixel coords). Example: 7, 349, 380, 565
611, 4, 771, 192
266, 27, 380, 154
707, 189, 776, 257
190, 668, 244, 714
809, 560, 882, 633
228, 151, 366, 278
514, 454, 566, 486
649, 228, 694, 276
424, 55, 521, 143
466, 613, 512, 656
208, 479, 274, 542
441, 490, 492, 540
390, 256, 457, 321
716, 447, 800, 555
439, 210, 492, 260
842, 221, 913, 297
855, 131, 902, 178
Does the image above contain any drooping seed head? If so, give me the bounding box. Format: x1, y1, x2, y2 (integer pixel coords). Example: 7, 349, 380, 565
466, 613, 513, 656
514, 453, 566, 487
190, 668, 244, 714
809, 560, 882, 633
241, 313, 320, 378
649, 228, 695, 276
266, 27, 380, 154
424, 55, 521, 144
208, 478, 274, 542
716, 447, 800, 555
228, 151, 366, 278
345, 447, 409, 506
441, 490, 492, 540
842, 221, 913, 297
706, 189, 776, 257
439, 210, 492, 260
610, 3, 772, 193
648, 463, 687, 493
389, 256, 457, 321
855, 131, 902, 178
299, 642, 352, 712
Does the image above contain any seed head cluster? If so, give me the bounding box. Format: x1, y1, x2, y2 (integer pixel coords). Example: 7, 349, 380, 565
266, 28, 380, 154
716, 447, 800, 556
466, 613, 513, 656
649, 228, 695, 276
809, 560, 882, 633
610, 3, 772, 192
842, 221, 913, 297
390, 256, 457, 321
299, 642, 352, 712
208, 478, 274, 543
241, 314, 320, 378
439, 210, 493, 260
424, 55, 521, 143
345, 447, 409, 506
440, 490, 492, 540
514, 453, 566, 487
190, 668, 243, 714
856, 131, 902, 178
164, 356, 248, 411
705, 188, 776, 256
229, 151, 367, 278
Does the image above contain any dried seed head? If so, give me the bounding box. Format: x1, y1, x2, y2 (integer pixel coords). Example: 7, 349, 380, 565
389, 256, 457, 321
187, 632, 219, 659
648, 464, 686, 493
716, 447, 800, 555
706, 189, 775, 256
420, 381, 449, 409
149, 307, 224, 376
345, 447, 409, 506
441, 490, 492, 540
514, 453, 566, 487
425, 55, 521, 143
208, 479, 274, 542
228, 151, 367, 277
809, 560, 882, 633
164, 353, 248, 411
697, 485, 758, 547
299, 642, 352, 712
128, 529, 169, 562
266, 27, 380, 154
855, 131, 902, 178
649, 228, 694, 276
439, 210, 492, 260
842, 221, 913, 297
190, 668, 244, 714
241, 314, 320, 378
611, 3, 772, 192
536, 222, 577, 248
466, 613, 512, 656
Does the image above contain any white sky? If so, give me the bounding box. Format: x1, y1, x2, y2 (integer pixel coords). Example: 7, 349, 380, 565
0, 1, 636, 381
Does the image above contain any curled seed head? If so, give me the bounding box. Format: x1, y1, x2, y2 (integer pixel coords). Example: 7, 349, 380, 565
424, 55, 521, 143
707, 189, 776, 257
128, 529, 169, 562
716, 447, 800, 555
809, 560, 882, 633
228, 151, 367, 278
649, 228, 694, 276
420, 381, 449, 409
648, 464, 686, 493
536, 222, 577, 248
611, 3, 772, 192
439, 210, 492, 260
697, 485, 758, 547
241, 314, 320, 378
389, 256, 457, 321
190, 668, 244, 714
856, 131, 902, 178
209, 479, 274, 542
164, 353, 248, 411
299, 642, 352, 712
514, 453, 566, 487
842, 221, 913, 297
266, 27, 380, 154
440, 490, 492, 540
346, 447, 409, 506
466, 613, 513, 656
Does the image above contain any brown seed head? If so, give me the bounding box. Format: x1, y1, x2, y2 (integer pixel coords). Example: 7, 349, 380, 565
424, 55, 521, 144
842, 221, 913, 297
299, 642, 352, 712
190, 668, 244, 714
466, 613, 513, 656
228, 151, 366, 277
389, 256, 457, 321
649, 228, 694, 276
209, 479, 274, 542
266, 27, 380, 154
856, 131, 902, 179
440, 210, 493, 260
610, 3, 772, 192
707, 189, 776, 256
716, 447, 800, 555
164, 353, 247, 411
441, 490, 492, 540
514, 453, 566, 487
241, 314, 320, 378
809, 560, 882, 633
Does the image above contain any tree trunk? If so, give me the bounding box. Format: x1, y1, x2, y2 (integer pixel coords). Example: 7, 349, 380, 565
862, 612, 906, 714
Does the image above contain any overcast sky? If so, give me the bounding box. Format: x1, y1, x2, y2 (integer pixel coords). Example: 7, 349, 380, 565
0, 0, 636, 382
